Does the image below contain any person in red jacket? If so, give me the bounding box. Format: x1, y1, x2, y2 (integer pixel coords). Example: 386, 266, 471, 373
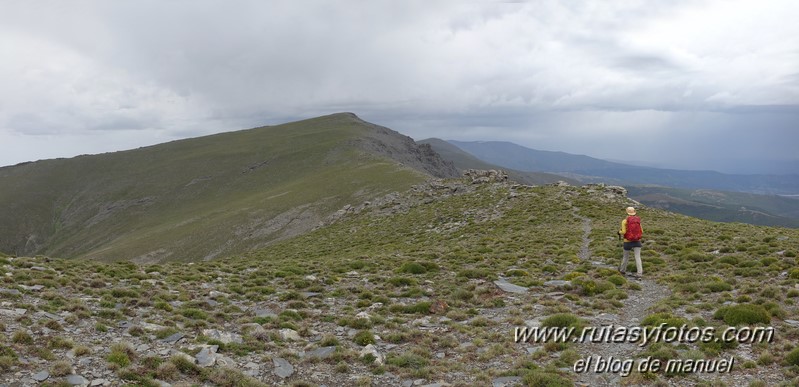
618, 206, 643, 279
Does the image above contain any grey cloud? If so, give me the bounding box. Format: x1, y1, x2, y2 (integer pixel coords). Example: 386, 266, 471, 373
0, 1, 797, 173
611, 55, 682, 73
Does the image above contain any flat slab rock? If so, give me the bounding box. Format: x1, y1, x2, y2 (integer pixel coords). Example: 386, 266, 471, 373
66, 374, 89, 386
202, 329, 243, 344
493, 278, 528, 294
273, 357, 294, 378
543, 280, 571, 287
493, 376, 522, 387
306, 346, 336, 359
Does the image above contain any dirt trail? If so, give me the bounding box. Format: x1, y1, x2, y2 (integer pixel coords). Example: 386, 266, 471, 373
572, 208, 671, 386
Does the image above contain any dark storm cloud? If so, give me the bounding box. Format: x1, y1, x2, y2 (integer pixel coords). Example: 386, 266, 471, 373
0, 1, 797, 174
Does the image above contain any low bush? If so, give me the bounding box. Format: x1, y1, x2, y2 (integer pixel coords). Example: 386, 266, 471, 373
713, 304, 770, 326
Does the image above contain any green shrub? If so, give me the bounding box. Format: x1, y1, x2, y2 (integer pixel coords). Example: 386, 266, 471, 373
385, 353, 428, 369
456, 268, 492, 279
680, 249, 712, 262
180, 308, 208, 320
107, 350, 131, 368
713, 304, 770, 326
705, 281, 732, 292
572, 278, 613, 296
398, 262, 426, 274
522, 370, 572, 387
541, 313, 580, 328
0, 346, 17, 359
11, 330, 33, 345
388, 277, 416, 287
50, 360, 73, 376
641, 313, 687, 328
353, 330, 375, 346
389, 301, 431, 314
607, 275, 626, 286
785, 347, 799, 366
170, 354, 201, 376
0, 356, 15, 373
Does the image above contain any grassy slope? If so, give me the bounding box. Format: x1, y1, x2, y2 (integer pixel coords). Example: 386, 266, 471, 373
0, 113, 427, 262
418, 138, 578, 186
3, 181, 798, 385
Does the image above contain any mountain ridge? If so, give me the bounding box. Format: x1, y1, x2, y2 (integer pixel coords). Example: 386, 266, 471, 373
0, 113, 456, 262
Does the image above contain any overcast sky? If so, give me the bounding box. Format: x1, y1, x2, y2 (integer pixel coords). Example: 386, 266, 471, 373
1, 1, 797, 174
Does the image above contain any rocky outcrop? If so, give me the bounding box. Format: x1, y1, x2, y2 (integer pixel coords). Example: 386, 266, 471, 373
463, 169, 508, 184
346, 114, 459, 178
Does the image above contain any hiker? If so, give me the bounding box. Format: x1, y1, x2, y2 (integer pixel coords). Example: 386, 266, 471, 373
618, 206, 643, 278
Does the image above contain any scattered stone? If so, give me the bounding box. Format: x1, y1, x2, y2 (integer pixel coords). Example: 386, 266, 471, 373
31, 266, 48, 271
307, 346, 336, 359
195, 347, 216, 367
543, 280, 571, 287
20, 284, 45, 291
161, 332, 185, 344
355, 311, 371, 320
66, 374, 89, 386
273, 357, 294, 378
202, 329, 243, 344
464, 169, 508, 184
208, 290, 229, 299
215, 354, 235, 368
0, 308, 26, 317
493, 278, 527, 294
254, 308, 277, 318
245, 362, 260, 369
32, 370, 49, 382
493, 376, 522, 387
785, 320, 799, 328
0, 288, 21, 296
279, 328, 302, 341
359, 344, 384, 365
140, 322, 166, 332
90, 380, 108, 387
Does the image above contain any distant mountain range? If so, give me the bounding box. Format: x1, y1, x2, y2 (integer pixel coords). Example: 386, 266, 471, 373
422, 139, 799, 228
416, 139, 577, 186
447, 140, 799, 195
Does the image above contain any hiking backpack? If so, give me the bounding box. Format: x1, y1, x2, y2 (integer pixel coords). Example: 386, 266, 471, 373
624, 216, 642, 241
